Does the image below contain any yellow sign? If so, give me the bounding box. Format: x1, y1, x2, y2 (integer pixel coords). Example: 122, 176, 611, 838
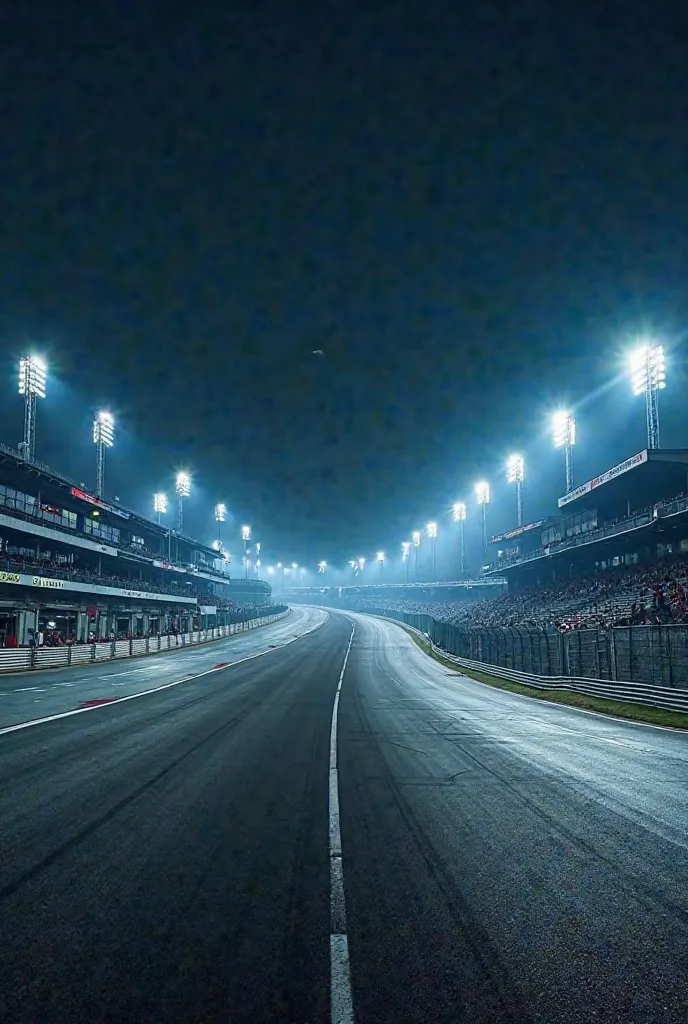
32, 576, 66, 589
0, 571, 21, 584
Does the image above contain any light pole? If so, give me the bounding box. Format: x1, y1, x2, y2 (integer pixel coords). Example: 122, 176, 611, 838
215, 503, 226, 546
377, 551, 385, 579
18, 355, 47, 462
402, 540, 411, 582
553, 411, 576, 493
242, 525, 251, 579
452, 502, 467, 577
318, 560, 327, 581
475, 481, 490, 562
175, 472, 191, 531
93, 411, 114, 497
426, 522, 437, 581
506, 454, 524, 526
630, 342, 665, 450
349, 559, 357, 578
358, 557, 365, 579
412, 530, 421, 579
153, 492, 167, 524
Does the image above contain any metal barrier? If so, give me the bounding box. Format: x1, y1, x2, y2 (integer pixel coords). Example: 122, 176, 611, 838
0, 606, 289, 673
364, 606, 688, 715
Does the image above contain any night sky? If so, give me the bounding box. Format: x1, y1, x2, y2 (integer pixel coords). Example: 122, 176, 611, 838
1, 2, 687, 572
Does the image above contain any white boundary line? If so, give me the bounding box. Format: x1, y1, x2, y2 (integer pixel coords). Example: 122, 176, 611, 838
329, 622, 355, 1024
0, 612, 329, 737
378, 615, 688, 737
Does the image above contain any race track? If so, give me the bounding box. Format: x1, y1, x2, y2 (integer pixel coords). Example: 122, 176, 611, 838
1, 609, 686, 1022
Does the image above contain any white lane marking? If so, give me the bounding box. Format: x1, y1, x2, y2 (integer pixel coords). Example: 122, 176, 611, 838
0, 614, 329, 737
329, 623, 355, 1024
380, 616, 688, 737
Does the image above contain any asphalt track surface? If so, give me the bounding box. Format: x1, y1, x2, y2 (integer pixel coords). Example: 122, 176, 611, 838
1, 609, 687, 1023
0, 605, 323, 729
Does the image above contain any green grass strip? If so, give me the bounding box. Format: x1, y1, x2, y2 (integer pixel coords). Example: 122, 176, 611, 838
402, 626, 688, 730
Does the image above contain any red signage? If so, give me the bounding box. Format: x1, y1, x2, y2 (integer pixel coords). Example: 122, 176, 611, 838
70, 487, 130, 519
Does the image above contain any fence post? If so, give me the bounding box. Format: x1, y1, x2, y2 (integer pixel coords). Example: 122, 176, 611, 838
608, 630, 617, 681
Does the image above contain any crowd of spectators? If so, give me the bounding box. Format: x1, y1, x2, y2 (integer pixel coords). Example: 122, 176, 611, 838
346, 556, 688, 633
0, 551, 235, 603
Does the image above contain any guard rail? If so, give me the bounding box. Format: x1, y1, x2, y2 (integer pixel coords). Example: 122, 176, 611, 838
0, 606, 290, 673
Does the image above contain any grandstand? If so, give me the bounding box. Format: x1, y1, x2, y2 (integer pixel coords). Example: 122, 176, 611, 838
482, 447, 688, 587
0, 442, 272, 646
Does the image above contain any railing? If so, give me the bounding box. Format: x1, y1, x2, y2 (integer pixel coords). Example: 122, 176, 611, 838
364, 607, 688, 714
0, 605, 289, 673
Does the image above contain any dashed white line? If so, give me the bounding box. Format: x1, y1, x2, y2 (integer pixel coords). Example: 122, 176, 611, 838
329, 623, 355, 1024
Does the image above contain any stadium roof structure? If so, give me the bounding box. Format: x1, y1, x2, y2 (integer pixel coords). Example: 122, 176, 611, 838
0, 441, 218, 558
556, 448, 688, 517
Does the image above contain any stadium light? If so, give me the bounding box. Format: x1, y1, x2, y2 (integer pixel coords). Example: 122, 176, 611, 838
18, 355, 47, 462
318, 560, 327, 574
214, 502, 227, 547
153, 492, 167, 523
452, 502, 467, 576
425, 522, 438, 581
475, 482, 490, 560
506, 454, 524, 526
411, 530, 421, 579
629, 342, 665, 449
552, 411, 576, 492
401, 540, 411, 582
240, 525, 252, 579
212, 539, 221, 551
175, 472, 191, 531
92, 410, 115, 497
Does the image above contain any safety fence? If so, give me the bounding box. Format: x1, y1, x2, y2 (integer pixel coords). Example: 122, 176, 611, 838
364, 607, 688, 715
0, 605, 289, 673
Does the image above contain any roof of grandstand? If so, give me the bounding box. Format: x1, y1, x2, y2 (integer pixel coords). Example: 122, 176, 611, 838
556, 448, 688, 516
0, 441, 217, 557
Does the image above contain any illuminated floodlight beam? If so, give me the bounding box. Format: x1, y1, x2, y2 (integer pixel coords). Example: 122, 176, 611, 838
93, 411, 115, 497
18, 355, 47, 462
153, 492, 167, 523
629, 342, 665, 450
175, 472, 191, 532
506, 454, 524, 526
552, 411, 576, 492
452, 502, 467, 576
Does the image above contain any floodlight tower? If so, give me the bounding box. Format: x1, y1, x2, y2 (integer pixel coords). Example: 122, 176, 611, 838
506, 454, 524, 526
630, 343, 665, 450
377, 551, 385, 579
93, 411, 114, 497
475, 482, 490, 561
412, 530, 421, 579
426, 522, 438, 581
215, 503, 227, 546
18, 356, 47, 462
318, 560, 327, 578
242, 525, 251, 579
153, 492, 167, 524
552, 412, 576, 493
401, 540, 411, 582
175, 472, 191, 531
452, 502, 467, 576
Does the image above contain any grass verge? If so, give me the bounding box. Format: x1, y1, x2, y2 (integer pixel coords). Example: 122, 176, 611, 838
401, 626, 688, 730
